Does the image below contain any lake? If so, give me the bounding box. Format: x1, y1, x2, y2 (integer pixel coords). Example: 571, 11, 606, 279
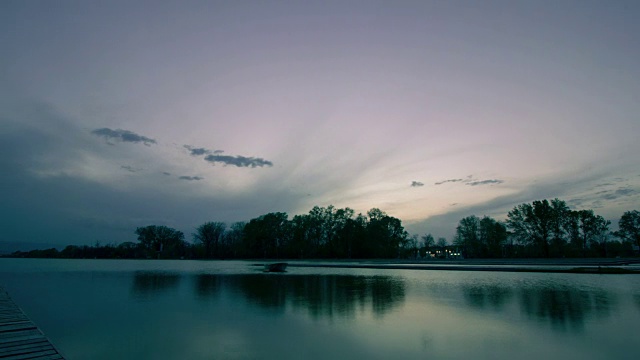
1, 259, 638, 359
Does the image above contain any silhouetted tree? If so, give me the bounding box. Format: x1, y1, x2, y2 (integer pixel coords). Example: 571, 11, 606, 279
366, 208, 407, 258
193, 222, 226, 258
224, 222, 246, 258
419, 233, 435, 258
454, 216, 506, 258
567, 210, 610, 257
479, 216, 508, 258
402, 234, 419, 259
135, 225, 186, 258
436, 237, 448, 258
454, 216, 481, 258
507, 199, 567, 257
614, 210, 640, 247
243, 212, 290, 258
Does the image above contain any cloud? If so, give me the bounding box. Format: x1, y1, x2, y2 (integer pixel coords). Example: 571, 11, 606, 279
184, 145, 225, 156
466, 179, 504, 186
184, 145, 211, 156
178, 176, 204, 181
204, 154, 273, 168
434, 179, 464, 185
615, 188, 636, 196
91, 128, 156, 146
120, 165, 140, 173
184, 144, 272, 168
435, 176, 503, 186
410, 181, 424, 187
162, 172, 172, 176
599, 187, 637, 200
567, 198, 585, 207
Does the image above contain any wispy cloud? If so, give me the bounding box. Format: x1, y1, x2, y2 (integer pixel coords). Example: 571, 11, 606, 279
184, 145, 271, 168
183, 145, 224, 156
204, 154, 273, 168
435, 176, 503, 187
91, 128, 156, 146
411, 181, 424, 187
599, 187, 637, 200
120, 165, 140, 173
184, 145, 210, 156
178, 175, 204, 181
466, 179, 504, 186
434, 179, 464, 185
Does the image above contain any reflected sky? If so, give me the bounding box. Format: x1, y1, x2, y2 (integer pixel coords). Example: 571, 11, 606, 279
0, 260, 639, 360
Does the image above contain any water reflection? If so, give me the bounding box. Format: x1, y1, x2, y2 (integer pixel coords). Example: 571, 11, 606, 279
134, 272, 405, 319
461, 283, 617, 332
519, 288, 615, 331
131, 271, 181, 296
132, 271, 623, 333
208, 274, 405, 319
194, 273, 222, 298
462, 284, 513, 311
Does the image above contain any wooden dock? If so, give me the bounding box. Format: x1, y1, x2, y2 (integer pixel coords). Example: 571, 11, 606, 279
0, 288, 65, 359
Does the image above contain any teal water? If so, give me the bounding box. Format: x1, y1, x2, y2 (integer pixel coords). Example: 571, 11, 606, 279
1, 259, 638, 359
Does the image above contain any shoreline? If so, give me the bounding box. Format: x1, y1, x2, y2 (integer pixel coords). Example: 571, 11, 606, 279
267, 258, 640, 274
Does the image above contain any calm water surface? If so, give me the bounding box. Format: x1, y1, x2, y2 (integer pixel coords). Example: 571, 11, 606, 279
0, 259, 638, 359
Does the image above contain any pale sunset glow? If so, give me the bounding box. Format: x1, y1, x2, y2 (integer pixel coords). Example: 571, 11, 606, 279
1, 0, 639, 247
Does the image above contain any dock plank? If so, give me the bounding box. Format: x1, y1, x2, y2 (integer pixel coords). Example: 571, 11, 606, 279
0, 288, 65, 359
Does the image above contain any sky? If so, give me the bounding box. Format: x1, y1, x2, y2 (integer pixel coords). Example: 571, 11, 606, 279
1, 0, 639, 249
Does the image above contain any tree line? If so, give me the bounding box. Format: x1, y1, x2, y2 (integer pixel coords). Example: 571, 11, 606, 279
6, 201, 640, 260
452, 200, 640, 258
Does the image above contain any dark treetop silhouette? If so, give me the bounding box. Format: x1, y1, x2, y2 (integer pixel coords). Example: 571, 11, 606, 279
7, 201, 640, 259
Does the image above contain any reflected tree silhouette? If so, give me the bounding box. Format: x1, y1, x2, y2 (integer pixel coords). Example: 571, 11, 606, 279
632, 294, 640, 312
131, 272, 181, 297
519, 287, 617, 331
187, 274, 405, 319
194, 274, 223, 299
460, 283, 618, 332
369, 276, 405, 318
461, 284, 513, 311
235, 275, 289, 311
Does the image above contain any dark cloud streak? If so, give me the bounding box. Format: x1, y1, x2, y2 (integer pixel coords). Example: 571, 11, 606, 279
204, 154, 273, 168
435, 179, 464, 185
120, 165, 139, 173
411, 181, 424, 187
179, 176, 204, 181
466, 179, 504, 186
184, 145, 212, 156
184, 144, 273, 168
91, 128, 156, 146
435, 177, 504, 186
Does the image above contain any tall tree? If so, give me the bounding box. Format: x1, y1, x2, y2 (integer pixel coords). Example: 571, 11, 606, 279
507, 199, 568, 257
549, 198, 570, 256
614, 210, 640, 247
436, 237, 448, 254
455, 216, 506, 258
135, 225, 185, 258
479, 216, 508, 258
366, 209, 407, 258
421, 233, 435, 258
243, 212, 290, 258
224, 222, 246, 258
568, 210, 610, 257
193, 222, 226, 258
454, 216, 480, 258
